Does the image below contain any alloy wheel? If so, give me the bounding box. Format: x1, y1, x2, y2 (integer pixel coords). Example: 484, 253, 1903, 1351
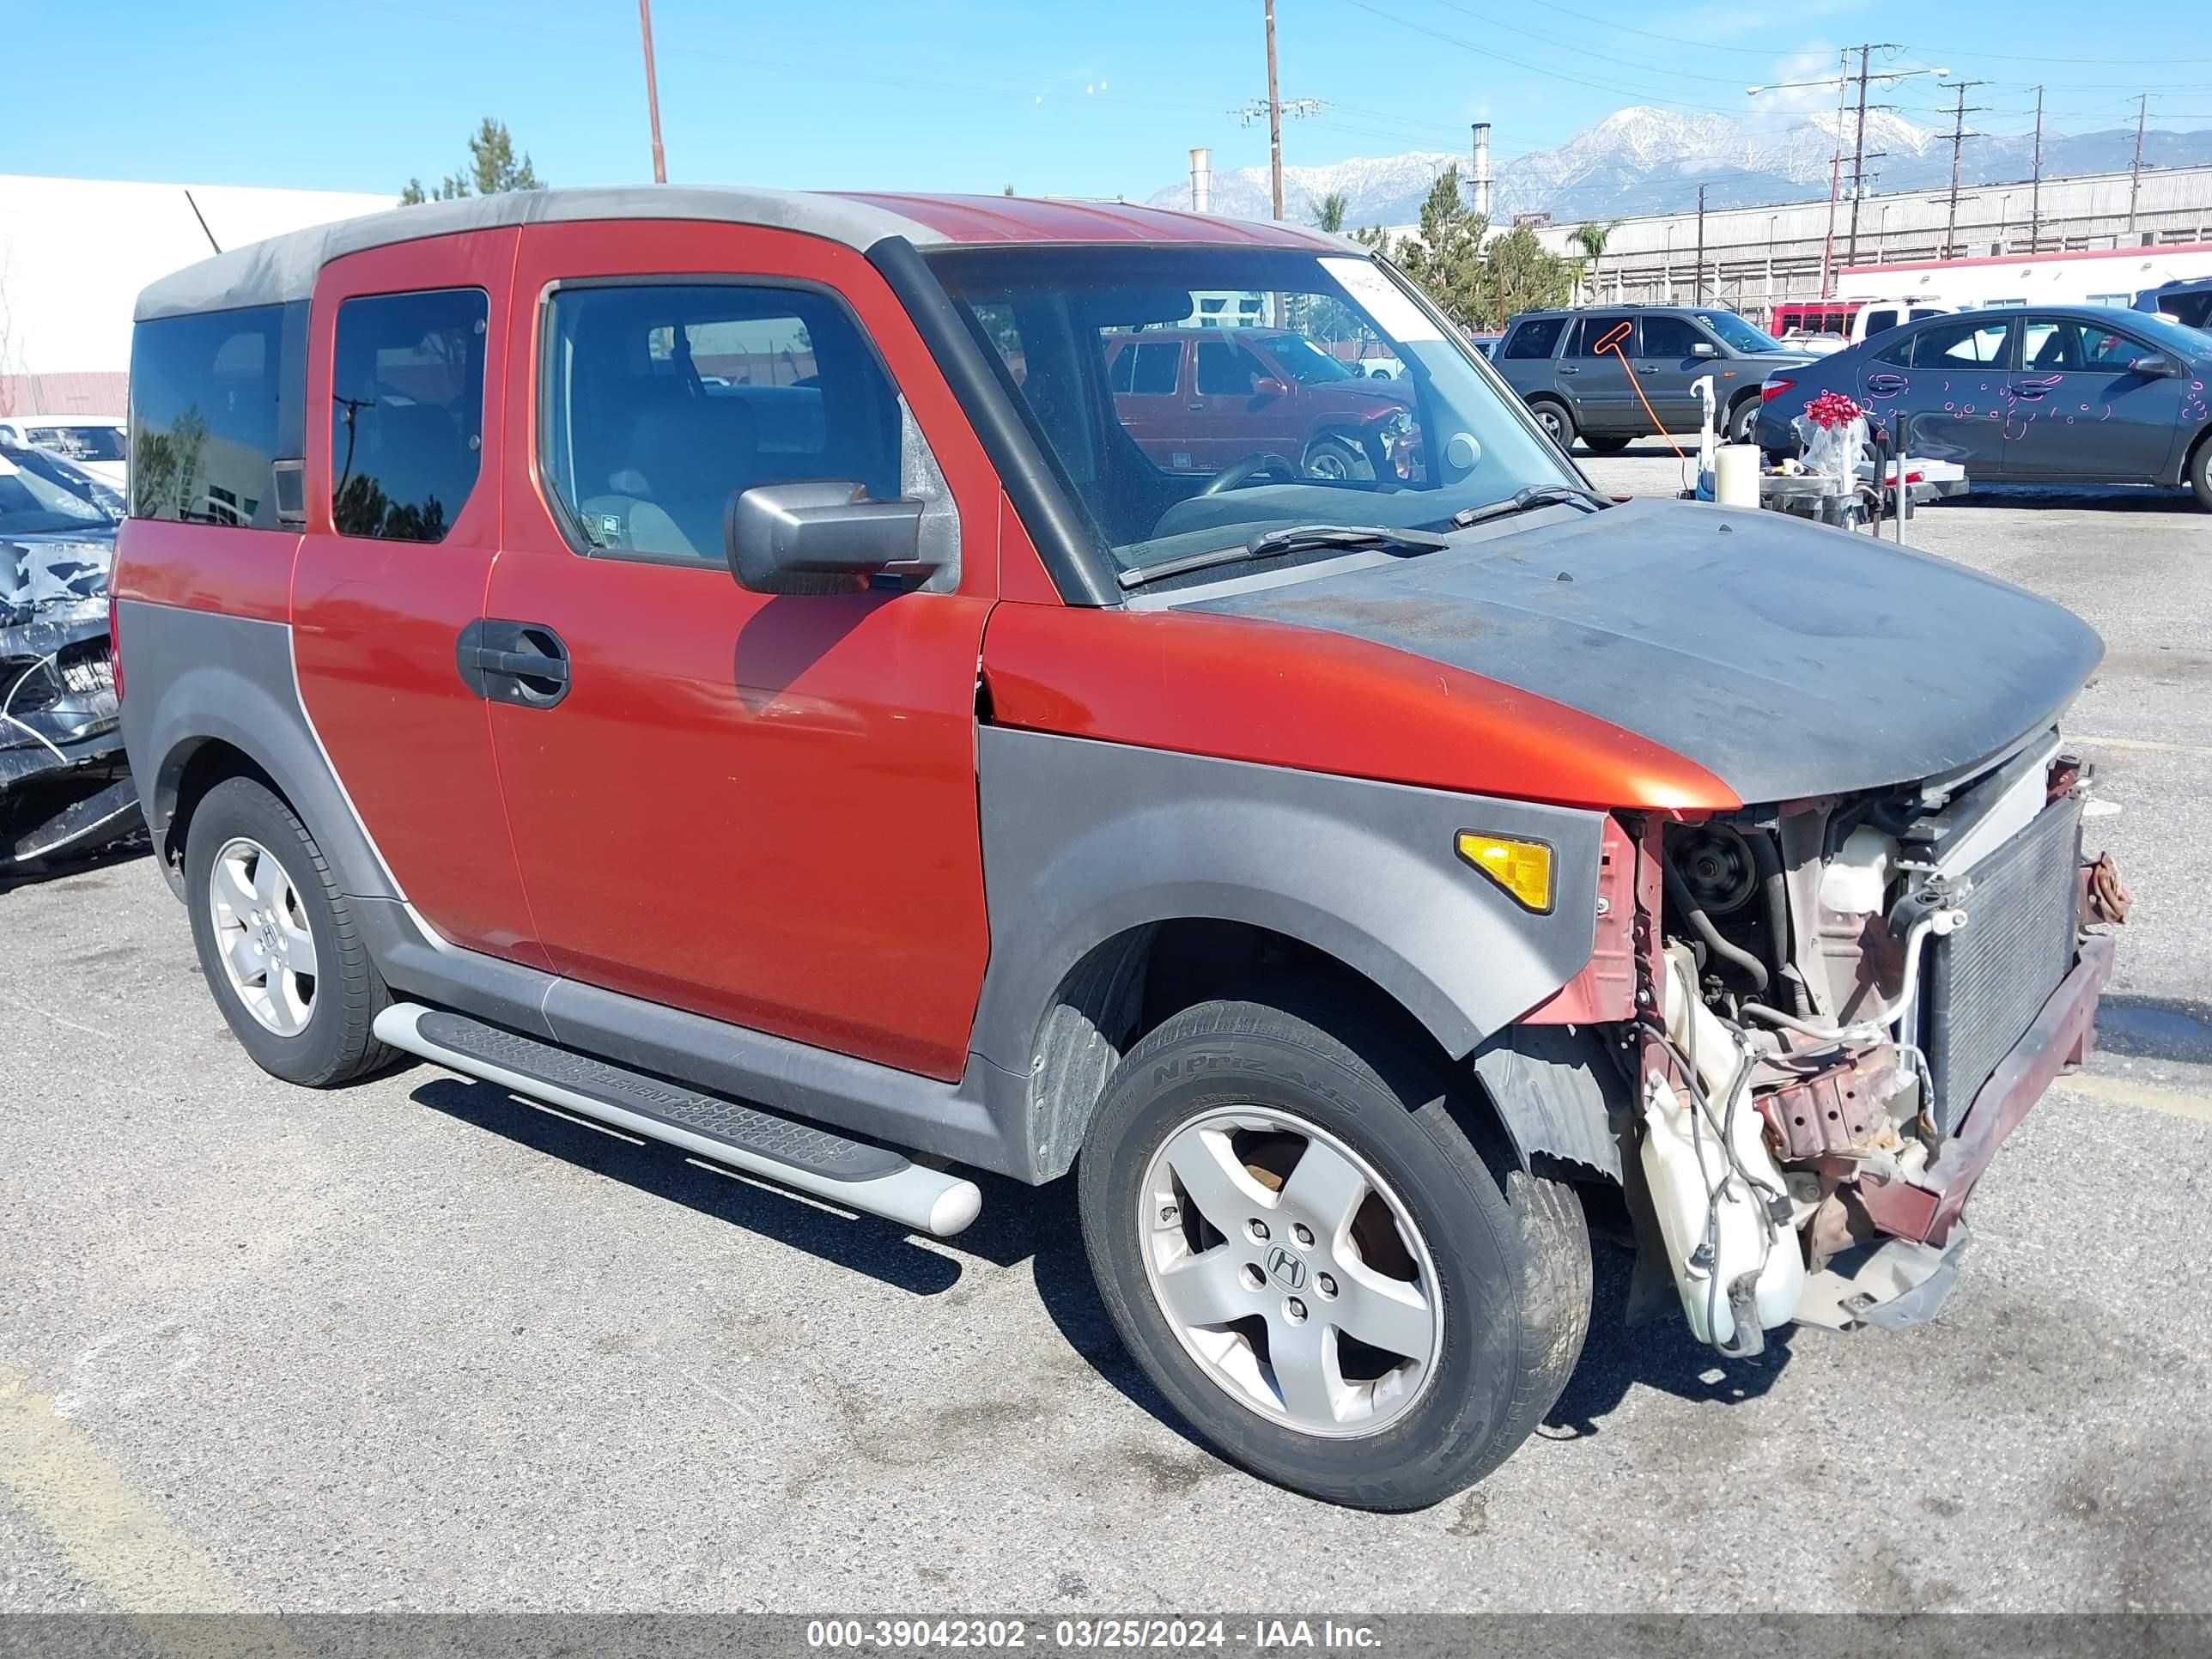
1137, 1105, 1443, 1438
207, 836, 319, 1036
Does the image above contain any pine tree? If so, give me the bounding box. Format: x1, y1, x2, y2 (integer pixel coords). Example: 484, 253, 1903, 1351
400, 118, 544, 204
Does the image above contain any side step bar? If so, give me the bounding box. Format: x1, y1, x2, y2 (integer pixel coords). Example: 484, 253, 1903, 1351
373, 1003, 982, 1237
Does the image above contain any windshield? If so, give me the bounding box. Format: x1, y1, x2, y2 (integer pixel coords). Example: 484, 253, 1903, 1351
0, 445, 119, 536
927, 246, 1576, 576
1697, 311, 1785, 354
26, 424, 127, 463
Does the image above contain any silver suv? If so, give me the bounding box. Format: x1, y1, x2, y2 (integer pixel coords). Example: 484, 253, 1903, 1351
1493, 306, 1815, 452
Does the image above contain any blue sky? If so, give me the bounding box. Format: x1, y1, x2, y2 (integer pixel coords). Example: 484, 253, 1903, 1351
10, 0, 2211, 202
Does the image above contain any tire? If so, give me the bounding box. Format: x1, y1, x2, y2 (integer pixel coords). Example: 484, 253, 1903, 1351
1302, 434, 1372, 482
1729, 397, 1761, 445
2189, 432, 2211, 512
1077, 995, 1592, 1510
1527, 397, 1575, 450
1581, 434, 1632, 455
185, 776, 396, 1088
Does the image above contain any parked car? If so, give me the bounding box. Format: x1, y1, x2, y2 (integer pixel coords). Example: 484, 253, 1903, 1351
119, 189, 2117, 1511
1771, 298, 1953, 357
1757, 305, 2212, 503
2136, 276, 2212, 332
1102, 326, 1417, 480
1, 441, 140, 865
1493, 305, 1816, 448
0, 415, 129, 490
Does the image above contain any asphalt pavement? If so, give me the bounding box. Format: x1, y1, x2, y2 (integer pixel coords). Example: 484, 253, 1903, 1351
3, 455, 2209, 1614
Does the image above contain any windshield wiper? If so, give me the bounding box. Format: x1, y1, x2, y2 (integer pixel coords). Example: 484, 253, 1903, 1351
1118, 523, 1451, 591
1450, 483, 1611, 529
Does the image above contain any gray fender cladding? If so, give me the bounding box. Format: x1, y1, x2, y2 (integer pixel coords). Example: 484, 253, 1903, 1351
971, 726, 1606, 1082
114, 599, 398, 902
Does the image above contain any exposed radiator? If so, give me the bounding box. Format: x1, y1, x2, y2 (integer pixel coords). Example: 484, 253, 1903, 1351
1921, 792, 2083, 1133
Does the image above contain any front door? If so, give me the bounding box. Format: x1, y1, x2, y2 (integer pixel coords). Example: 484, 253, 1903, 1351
482, 220, 997, 1080
1185, 332, 1301, 472
290, 228, 547, 964
1632, 313, 1711, 435
2008, 316, 2187, 483
1896, 313, 2018, 481
1561, 314, 1638, 434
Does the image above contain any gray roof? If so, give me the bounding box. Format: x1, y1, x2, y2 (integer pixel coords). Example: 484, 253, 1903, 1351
133, 187, 951, 321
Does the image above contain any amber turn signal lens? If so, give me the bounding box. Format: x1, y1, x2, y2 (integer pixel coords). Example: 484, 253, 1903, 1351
1455, 832, 1554, 914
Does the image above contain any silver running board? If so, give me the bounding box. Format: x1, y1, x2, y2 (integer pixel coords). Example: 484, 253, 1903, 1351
373, 1002, 982, 1237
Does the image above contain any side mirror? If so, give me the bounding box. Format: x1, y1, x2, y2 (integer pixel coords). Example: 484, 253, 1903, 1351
724, 481, 932, 592
1691, 341, 1719, 358
1251, 376, 1291, 398
2137, 353, 2185, 379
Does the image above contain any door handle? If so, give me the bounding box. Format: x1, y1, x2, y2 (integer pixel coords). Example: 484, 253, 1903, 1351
1559, 365, 1581, 376
457, 618, 571, 708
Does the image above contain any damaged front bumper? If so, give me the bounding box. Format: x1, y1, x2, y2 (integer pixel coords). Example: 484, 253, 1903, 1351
1796, 933, 2112, 1333
2, 588, 141, 865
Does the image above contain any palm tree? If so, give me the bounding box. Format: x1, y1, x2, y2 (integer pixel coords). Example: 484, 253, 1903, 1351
1310, 191, 1351, 234
1570, 219, 1620, 301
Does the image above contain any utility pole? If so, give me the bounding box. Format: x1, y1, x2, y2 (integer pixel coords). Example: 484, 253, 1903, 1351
2028, 86, 2045, 252
1942, 81, 1989, 259
1263, 0, 1285, 221
2128, 94, 2151, 236
1694, 185, 1706, 303
1844, 43, 1904, 270
1821, 54, 1848, 297
638, 0, 667, 184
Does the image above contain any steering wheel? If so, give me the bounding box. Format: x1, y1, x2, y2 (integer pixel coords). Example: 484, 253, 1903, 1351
1197, 451, 1301, 496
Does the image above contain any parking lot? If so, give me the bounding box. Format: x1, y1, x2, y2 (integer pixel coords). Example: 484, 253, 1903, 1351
3, 452, 2209, 1615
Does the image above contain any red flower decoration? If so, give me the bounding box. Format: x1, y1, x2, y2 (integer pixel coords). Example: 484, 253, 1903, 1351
1803, 390, 1865, 430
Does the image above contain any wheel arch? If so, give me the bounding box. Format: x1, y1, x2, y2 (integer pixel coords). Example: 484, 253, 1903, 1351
972, 727, 1609, 1180
117, 603, 396, 904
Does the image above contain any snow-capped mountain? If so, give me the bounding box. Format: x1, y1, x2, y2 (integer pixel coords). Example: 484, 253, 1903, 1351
1150, 105, 2212, 228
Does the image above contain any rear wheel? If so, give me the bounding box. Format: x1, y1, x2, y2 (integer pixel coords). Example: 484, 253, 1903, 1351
1581, 434, 1632, 455
2189, 432, 2211, 512
1527, 397, 1575, 450
185, 777, 395, 1087
1077, 996, 1591, 1510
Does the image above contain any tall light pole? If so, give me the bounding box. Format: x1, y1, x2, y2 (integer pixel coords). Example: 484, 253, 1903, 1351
639, 0, 667, 184
1263, 0, 1284, 220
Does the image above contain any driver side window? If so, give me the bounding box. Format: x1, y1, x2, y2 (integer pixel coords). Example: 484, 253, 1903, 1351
1195, 339, 1264, 397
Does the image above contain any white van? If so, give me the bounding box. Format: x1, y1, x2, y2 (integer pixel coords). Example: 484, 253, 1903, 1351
1773, 299, 1953, 356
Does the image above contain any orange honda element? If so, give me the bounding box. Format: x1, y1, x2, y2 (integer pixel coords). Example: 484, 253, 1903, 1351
116, 189, 2120, 1510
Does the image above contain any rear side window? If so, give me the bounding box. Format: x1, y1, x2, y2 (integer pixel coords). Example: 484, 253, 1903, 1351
541, 282, 901, 566
1912, 318, 2012, 368
129, 301, 307, 528
1567, 315, 1636, 356
1500, 318, 1565, 360
1128, 340, 1182, 394
331, 288, 489, 543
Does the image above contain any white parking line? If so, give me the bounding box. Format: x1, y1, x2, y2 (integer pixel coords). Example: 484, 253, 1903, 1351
2073, 734, 2212, 757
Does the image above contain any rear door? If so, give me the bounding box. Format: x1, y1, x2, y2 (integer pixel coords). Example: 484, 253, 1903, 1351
1899, 314, 2018, 480
289, 229, 544, 964
2008, 316, 2188, 483
1561, 313, 1638, 434
1110, 335, 1189, 469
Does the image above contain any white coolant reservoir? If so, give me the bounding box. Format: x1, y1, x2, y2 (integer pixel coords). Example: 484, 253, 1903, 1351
1820, 826, 1899, 916
1639, 1071, 1808, 1356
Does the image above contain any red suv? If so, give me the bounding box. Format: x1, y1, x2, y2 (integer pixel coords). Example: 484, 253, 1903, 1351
116, 189, 2118, 1511
1101, 326, 1418, 482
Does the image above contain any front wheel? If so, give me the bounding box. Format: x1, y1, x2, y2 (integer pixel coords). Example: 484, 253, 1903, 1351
1729, 398, 1761, 445
2189, 434, 2211, 512
1077, 996, 1592, 1510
